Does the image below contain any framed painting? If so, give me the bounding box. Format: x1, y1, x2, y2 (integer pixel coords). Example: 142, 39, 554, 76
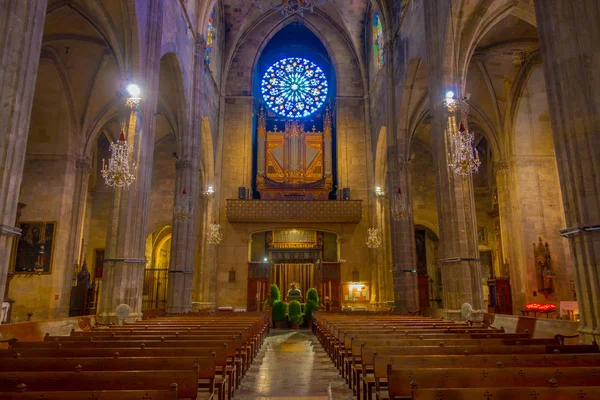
13, 221, 56, 274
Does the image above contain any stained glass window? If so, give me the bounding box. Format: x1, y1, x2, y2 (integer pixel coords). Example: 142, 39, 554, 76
205, 8, 215, 64
373, 12, 384, 69
261, 57, 328, 119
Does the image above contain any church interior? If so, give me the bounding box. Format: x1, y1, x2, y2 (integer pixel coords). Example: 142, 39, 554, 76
1, 0, 600, 398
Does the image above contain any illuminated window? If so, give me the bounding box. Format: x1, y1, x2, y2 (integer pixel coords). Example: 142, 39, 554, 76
205, 8, 215, 64
373, 11, 384, 69
261, 57, 328, 119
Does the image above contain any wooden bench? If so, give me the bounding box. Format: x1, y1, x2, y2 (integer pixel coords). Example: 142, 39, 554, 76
386, 365, 600, 399
0, 370, 204, 400
1, 388, 178, 400
411, 386, 600, 400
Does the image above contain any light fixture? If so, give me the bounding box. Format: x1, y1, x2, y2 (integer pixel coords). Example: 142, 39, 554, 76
366, 228, 382, 249
207, 222, 223, 245
101, 130, 137, 188
174, 187, 192, 221
254, 0, 331, 16
374, 186, 385, 197
263, 257, 269, 263
204, 185, 215, 197
391, 187, 408, 221
117, 78, 142, 108
443, 93, 481, 176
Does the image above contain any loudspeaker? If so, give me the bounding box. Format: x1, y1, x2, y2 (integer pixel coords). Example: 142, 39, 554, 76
342, 187, 351, 200
238, 187, 246, 200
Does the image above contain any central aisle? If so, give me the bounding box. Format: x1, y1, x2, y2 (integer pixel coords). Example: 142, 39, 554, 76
234, 330, 353, 400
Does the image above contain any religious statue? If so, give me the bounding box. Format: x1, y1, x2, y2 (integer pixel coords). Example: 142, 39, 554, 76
534, 237, 555, 294
286, 283, 302, 302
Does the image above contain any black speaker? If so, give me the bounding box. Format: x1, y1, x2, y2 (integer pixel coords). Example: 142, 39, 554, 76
238, 187, 246, 200
342, 187, 351, 200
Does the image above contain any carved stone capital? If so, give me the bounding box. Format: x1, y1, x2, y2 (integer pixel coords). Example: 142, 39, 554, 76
493, 160, 509, 173
197, 35, 207, 50
175, 159, 193, 170
76, 158, 91, 171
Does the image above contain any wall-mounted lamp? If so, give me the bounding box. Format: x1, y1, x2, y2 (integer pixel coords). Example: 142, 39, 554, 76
204, 185, 215, 197
374, 186, 385, 197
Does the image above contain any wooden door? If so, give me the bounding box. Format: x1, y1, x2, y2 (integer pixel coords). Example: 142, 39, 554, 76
418, 275, 430, 308
247, 263, 270, 311
322, 262, 341, 311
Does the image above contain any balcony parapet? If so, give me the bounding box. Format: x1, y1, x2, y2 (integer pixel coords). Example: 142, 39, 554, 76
226, 199, 363, 224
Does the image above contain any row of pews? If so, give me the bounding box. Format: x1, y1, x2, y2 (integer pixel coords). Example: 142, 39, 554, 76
0, 311, 270, 399
313, 312, 600, 400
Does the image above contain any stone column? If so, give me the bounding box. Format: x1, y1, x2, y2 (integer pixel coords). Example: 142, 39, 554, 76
58, 157, 92, 316
166, 37, 205, 313
0, 0, 48, 304
424, 0, 484, 319
534, 0, 600, 341
97, 1, 163, 323
387, 151, 419, 313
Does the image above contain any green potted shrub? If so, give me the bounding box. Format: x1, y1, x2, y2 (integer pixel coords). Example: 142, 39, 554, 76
288, 300, 303, 329
272, 300, 287, 329
269, 284, 281, 306
306, 287, 319, 305
304, 299, 318, 329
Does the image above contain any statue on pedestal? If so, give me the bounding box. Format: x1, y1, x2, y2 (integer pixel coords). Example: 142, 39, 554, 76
286, 283, 302, 302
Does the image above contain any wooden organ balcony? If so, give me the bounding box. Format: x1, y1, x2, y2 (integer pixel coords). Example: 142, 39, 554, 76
225, 199, 363, 224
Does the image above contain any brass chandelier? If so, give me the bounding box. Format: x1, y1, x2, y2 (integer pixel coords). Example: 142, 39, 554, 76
366, 228, 382, 249
254, 0, 331, 16
443, 91, 481, 176
101, 130, 137, 188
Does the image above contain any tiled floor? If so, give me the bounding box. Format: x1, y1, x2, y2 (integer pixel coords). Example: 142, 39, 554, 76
233, 329, 354, 400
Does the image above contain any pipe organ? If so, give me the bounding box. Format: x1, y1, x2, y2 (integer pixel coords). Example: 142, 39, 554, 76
257, 108, 333, 200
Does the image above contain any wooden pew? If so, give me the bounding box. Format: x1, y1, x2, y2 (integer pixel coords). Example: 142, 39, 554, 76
0, 371, 204, 400
411, 387, 600, 400
2, 388, 179, 400
386, 365, 600, 399
345, 338, 561, 395
0, 356, 228, 400
360, 351, 600, 400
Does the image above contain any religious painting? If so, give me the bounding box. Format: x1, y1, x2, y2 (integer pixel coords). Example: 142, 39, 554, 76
13, 221, 56, 274
477, 227, 487, 245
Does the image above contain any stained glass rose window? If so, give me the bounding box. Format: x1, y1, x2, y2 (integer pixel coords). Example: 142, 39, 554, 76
261, 57, 328, 118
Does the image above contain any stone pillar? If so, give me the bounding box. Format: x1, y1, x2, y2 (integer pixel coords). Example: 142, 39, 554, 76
59, 158, 92, 316
387, 152, 419, 313
0, 0, 48, 305
423, 0, 484, 319
97, 1, 163, 323
166, 160, 198, 313
166, 37, 205, 313
534, 0, 600, 341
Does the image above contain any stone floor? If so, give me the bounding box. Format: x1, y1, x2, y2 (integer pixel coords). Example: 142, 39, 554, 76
233, 329, 354, 400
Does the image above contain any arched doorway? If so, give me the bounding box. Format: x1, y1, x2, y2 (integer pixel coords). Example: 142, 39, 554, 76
143, 226, 172, 310
247, 229, 341, 311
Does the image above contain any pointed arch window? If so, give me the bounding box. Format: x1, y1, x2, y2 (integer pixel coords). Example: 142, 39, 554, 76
373, 11, 384, 70
205, 7, 216, 64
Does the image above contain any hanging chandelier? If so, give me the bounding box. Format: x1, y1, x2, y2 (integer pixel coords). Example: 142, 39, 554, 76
101, 130, 136, 188
254, 0, 331, 16
443, 92, 481, 176
391, 187, 408, 221
448, 122, 481, 176
207, 223, 223, 245
366, 228, 382, 249
174, 187, 192, 221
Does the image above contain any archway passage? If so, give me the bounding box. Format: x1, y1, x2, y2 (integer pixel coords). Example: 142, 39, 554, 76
248, 229, 341, 312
